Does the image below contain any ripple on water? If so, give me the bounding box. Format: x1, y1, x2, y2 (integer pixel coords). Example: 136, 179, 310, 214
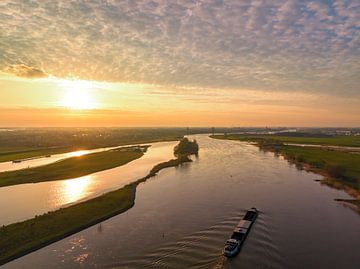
4, 136, 358, 269
106, 210, 286, 269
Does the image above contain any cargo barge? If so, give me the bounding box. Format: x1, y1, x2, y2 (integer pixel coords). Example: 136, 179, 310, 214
223, 208, 258, 257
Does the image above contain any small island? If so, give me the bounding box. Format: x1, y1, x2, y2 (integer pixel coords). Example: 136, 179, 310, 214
146, 137, 199, 178
174, 137, 199, 156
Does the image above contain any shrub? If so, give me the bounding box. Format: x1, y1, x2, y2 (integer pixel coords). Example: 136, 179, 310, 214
174, 138, 199, 156
295, 154, 305, 162
325, 165, 345, 178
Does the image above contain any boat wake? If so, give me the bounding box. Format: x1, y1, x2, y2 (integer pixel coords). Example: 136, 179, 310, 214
106, 210, 286, 269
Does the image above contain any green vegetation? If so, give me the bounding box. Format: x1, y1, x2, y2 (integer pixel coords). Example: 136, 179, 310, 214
212, 133, 360, 147
277, 146, 360, 191
174, 137, 199, 156
211, 134, 360, 199
0, 147, 72, 163
0, 148, 145, 187
0, 184, 136, 266
146, 156, 192, 178
145, 138, 199, 179
0, 128, 187, 163
0, 138, 200, 265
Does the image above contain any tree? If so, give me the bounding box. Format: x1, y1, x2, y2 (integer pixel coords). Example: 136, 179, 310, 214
174, 138, 199, 156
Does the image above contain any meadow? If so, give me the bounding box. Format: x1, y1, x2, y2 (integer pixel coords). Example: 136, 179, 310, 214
278, 146, 360, 191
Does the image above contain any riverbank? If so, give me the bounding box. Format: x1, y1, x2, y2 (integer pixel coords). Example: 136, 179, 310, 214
334, 198, 360, 214
211, 135, 360, 206
0, 128, 186, 163
145, 155, 192, 179
0, 184, 136, 266
0, 146, 147, 187
0, 144, 194, 266
0, 138, 179, 164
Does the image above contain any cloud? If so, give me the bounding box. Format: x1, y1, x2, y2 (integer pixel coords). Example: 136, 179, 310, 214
5, 64, 48, 79
0, 0, 359, 96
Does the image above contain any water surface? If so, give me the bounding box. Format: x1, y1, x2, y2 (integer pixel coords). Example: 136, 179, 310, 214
2, 136, 359, 268
0, 141, 177, 225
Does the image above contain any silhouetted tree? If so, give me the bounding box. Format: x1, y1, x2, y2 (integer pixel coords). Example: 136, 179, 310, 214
174, 138, 199, 156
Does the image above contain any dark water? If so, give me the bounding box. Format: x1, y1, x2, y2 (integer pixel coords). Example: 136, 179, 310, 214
3, 135, 360, 269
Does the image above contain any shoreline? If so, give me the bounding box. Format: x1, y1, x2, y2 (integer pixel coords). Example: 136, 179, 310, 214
279, 151, 360, 203
0, 185, 137, 266
0, 136, 182, 164
211, 135, 360, 210
0, 146, 149, 188
0, 154, 192, 266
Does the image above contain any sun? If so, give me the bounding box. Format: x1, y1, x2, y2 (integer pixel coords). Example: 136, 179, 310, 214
59, 79, 97, 110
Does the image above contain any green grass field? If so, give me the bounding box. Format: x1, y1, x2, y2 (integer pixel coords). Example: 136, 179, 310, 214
0, 147, 72, 163
0, 149, 143, 187
213, 134, 360, 147
279, 146, 360, 190
0, 184, 136, 266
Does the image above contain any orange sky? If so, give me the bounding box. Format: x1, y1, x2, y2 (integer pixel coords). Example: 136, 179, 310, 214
0, 74, 359, 127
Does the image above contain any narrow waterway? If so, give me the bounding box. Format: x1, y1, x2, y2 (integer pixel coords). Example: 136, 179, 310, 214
2, 135, 359, 268
0, 141, 177, 225
0, 144, 156, 173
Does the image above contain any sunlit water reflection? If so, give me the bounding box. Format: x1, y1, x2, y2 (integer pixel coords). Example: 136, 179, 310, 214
61, 175, 93, 205
2, 136, 360, 269
0, 141, 177, 225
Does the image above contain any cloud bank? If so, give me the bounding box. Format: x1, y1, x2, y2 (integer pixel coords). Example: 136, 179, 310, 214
0, 0, 359, 96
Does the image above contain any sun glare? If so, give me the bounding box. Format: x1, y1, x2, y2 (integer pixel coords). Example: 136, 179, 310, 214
59, 79, 98, 110
62, 175, 93, 204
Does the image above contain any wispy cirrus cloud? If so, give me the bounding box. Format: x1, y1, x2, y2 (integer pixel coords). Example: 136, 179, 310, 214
0, 0, 359, 96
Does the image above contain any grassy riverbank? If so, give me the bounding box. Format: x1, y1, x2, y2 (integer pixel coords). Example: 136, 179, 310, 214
214, 134, 360, 147
211, 134, 360, 200
0, 148, 144, 187
146, 155, 192, 178
0, 184, 136, 266
278, 146, 360, 189
0, 140, 196, 266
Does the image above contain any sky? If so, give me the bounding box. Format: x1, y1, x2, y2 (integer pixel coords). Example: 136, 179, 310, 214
0, 0, 359, 127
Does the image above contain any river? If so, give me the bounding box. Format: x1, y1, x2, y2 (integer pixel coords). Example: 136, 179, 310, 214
2, 135, 360, 268
0, 141, 177, 226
